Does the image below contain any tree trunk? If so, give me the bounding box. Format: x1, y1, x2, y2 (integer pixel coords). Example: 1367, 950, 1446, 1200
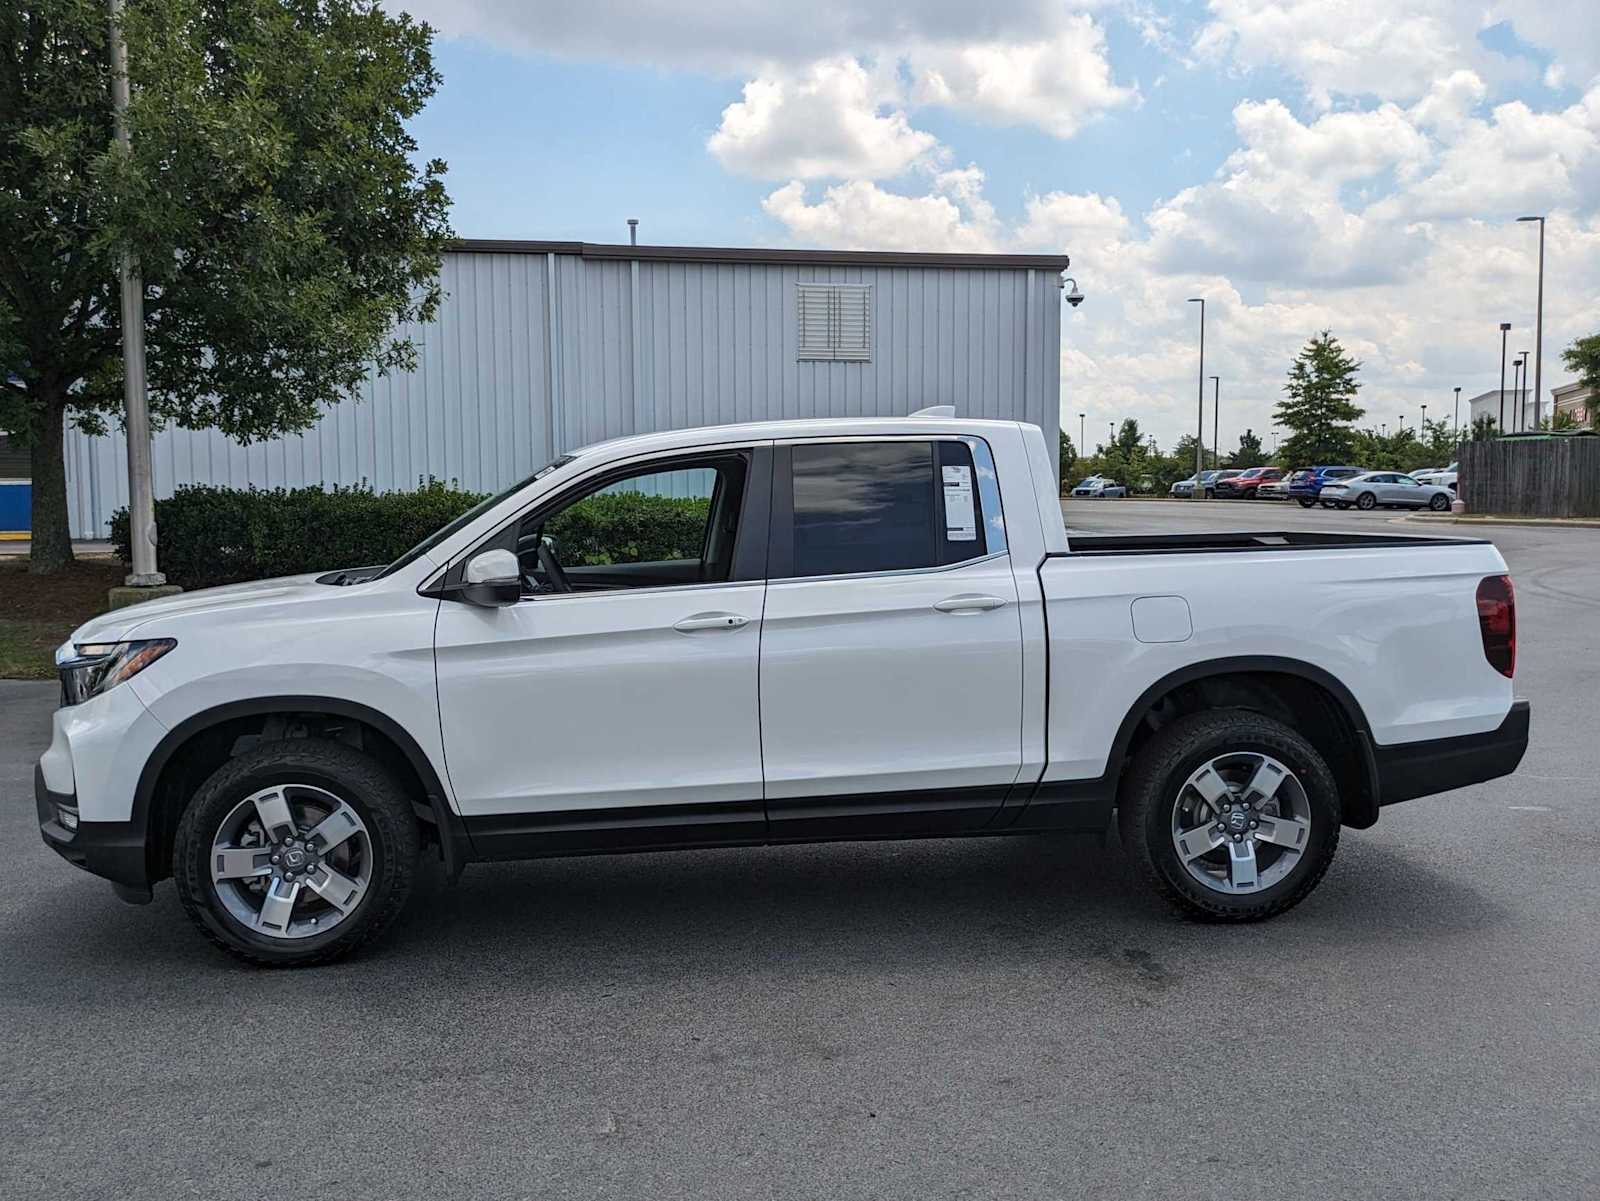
28, 399, 74, 575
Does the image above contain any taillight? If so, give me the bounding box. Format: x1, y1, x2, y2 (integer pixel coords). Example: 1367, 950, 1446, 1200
1476, 575, 1516, 678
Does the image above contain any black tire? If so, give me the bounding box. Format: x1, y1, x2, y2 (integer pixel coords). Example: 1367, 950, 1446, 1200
1429, 492, 1450, 511
1356, 492, 1377, 510
173, 740, 420, 967
1335, 501, 1351, 509
1117, 710, 1341, 921
1297, 497, 1316, 508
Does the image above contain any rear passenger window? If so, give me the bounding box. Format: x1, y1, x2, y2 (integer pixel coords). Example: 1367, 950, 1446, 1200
787, 440, 987, 578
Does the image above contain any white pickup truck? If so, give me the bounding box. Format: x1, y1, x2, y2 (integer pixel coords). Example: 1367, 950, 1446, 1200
37, 415, 1529, 965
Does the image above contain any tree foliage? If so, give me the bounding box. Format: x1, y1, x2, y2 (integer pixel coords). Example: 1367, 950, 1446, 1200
1274, 331, 1365, 467
1228, 428, 1265, 468
2, 0, 453, 570
1560, 333, 1600, 428
1058, 428, 1077, 483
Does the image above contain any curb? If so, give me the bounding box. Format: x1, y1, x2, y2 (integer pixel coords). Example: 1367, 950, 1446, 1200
1402, 514, 1600, 531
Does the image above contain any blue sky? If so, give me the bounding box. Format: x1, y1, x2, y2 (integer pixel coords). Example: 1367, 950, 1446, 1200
396, 0, 1600, 451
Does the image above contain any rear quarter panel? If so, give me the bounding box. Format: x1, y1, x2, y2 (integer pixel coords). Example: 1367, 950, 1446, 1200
1037, 542, 1514, 783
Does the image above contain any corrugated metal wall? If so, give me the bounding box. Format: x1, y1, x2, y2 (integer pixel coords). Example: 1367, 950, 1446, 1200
64, 249, 1061, 538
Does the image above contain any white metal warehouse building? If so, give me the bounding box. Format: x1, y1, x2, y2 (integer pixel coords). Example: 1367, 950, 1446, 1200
62, 240, 1071, 538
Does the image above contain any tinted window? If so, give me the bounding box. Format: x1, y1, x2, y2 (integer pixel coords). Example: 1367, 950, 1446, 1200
790, 440, 983, 578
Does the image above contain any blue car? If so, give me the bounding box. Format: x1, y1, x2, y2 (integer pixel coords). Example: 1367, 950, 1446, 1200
1286, 465, 1365, 508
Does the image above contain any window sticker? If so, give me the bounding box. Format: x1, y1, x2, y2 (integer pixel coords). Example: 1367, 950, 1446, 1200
942, 464, 977, 541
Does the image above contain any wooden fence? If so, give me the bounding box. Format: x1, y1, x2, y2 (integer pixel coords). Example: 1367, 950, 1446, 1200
1460, 437, 1600, 517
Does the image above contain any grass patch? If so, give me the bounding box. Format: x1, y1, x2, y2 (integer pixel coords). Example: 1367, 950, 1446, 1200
0, 558, 124, 680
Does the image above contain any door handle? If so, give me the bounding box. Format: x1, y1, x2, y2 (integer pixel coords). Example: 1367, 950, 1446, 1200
673, 612, 750, 632
933, 595, 1008, 613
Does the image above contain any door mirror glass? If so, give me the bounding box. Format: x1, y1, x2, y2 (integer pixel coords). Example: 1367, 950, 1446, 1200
460, 548, 521, 607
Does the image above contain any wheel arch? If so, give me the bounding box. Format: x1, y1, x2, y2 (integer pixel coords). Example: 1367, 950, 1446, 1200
134, 696, 469, 884
1104, 656, 1382, 829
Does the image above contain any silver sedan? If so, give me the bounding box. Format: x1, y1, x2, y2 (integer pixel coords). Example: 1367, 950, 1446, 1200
1317, 472, 1454, 511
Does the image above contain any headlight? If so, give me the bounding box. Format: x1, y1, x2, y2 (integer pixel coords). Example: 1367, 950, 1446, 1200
57, 639, 176, 705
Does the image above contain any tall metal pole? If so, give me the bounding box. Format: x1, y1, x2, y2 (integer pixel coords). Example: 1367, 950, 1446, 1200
1188, 298, 1204, 499
110, 0, 164, 587
1519, 352, 1531, 428
1519, 216, 1545, 429
1209, 375, 1220, 472
1453, 386, 1461, 441
1498, 322, 1511, 434
1078, 412, 1085, 455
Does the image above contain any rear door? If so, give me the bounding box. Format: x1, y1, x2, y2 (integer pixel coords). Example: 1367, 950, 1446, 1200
758, 436, 1024, 838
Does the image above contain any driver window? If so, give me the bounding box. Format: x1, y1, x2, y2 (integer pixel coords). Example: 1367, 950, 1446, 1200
515, 455, 747, 595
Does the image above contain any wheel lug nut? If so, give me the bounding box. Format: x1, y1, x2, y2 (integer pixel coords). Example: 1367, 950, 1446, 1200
1233, 833, 1243, 841
1250, 820, 1258, 828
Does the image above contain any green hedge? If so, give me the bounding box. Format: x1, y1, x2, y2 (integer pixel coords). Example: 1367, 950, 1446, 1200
111, 481, 488, 589
545, 492, 710, 566
113, 481, 713, 589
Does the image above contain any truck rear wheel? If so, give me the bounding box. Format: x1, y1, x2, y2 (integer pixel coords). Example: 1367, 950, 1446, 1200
173, 740, 420, 967
1117, 710, 1341, 921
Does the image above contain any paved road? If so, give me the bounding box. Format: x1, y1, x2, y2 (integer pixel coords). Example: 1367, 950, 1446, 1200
3, 503, 1597, 1200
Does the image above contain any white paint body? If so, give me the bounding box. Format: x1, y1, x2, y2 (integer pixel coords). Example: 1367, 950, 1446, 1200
42, 416, 1514, 827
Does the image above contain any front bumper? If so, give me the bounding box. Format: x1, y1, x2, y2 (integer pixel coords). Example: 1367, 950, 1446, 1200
1375, 700, 1531, 806
36, 765, 151, 898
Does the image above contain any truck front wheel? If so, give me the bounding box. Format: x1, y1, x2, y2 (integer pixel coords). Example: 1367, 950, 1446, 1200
1117, 710, 1341, 921
173, 740, 421, 966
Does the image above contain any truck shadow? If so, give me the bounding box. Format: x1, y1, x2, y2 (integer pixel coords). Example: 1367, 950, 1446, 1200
9, 828, 1503, 994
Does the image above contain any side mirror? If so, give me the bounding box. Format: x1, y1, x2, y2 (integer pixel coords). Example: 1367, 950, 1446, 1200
460, 548, 521, 608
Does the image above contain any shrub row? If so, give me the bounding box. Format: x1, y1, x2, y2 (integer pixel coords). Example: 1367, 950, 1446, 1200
113, 481, 712, 589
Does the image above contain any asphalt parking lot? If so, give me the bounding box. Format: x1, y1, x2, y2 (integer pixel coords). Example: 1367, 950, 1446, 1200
3, 502, 1597, 1200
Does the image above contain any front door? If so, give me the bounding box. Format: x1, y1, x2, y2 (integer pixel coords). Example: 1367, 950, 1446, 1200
758, 437, 1025, 839
434, 446, 771, 857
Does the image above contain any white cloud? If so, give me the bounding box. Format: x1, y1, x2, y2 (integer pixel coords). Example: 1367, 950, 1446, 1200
760, 170, 1003, 252
909, 16, 1137, 138
1196, 0, 1600, 110
708, 59, 937, 180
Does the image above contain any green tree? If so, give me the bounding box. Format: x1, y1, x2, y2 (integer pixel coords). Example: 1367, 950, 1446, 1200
1058, 428, 1077, 486
1471, 414, 1499, 442
1228, 427, 1264, 468
2, 0, 453, 572
1274, 331, 1365, 467
1560, 333, 1600, 428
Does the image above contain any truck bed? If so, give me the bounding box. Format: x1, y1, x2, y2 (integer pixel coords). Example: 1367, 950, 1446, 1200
1057, 530, 1487, 556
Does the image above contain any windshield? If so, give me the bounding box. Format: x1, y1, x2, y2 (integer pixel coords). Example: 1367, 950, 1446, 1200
1075, 478, 1100, 487
375, 455, 575, 579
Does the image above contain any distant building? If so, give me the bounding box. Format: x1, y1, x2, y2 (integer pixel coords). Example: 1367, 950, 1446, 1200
1552, 381, 1594, 426
59, 239, 1071, 538
1465, 388, 1533, 432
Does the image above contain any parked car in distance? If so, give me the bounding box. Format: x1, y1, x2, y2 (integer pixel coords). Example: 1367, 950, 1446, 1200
1213, 466, 1284, 499
1318, 472, 1455, 511
1257, 476, 1289, 500
1171, 470, 1226, 498
1287, 466, 1366, 508
1413, 462, 1459, 492
1072, 477, 1127, 498
37, 415, 1528, 965
1173, 468, 1242, 499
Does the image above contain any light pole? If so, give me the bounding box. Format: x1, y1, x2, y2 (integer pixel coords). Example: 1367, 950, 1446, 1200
1188, 298, 1205, 499
1498, 322, 1511, 434
1209, 375, 1220, 472
1518, 216, 1545, 428
1519, 352, 1532, 428
1078, 412, 1085, 454
109, 0, 165, 589
1420, 404, 1428, 445
1453, 386, 1462, 440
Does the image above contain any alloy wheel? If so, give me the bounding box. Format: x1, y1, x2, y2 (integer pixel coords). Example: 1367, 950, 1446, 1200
209, 784, 373, 939
1170, 752, 1312, 894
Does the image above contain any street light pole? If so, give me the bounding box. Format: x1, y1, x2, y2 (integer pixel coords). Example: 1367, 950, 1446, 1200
1498, 322, 1511, 434
1188, 298, 1205, 499
1453, 386, 1461, 440
1421, 404, 1428, 443
1209, 375, 1220, 472
1078, 412, 1085, 454
1518, 216, 1545, 429
109, 0, 164, 588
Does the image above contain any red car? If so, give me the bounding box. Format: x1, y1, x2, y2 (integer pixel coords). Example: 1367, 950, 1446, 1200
1213, 466, 1283, 498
